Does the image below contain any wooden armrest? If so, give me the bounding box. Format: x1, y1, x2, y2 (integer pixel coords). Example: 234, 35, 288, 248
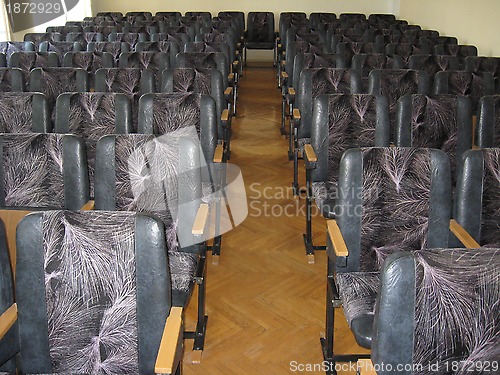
277, 43, 282, 49
292, 108, 301, 121
281, 71, 288, 79
233, 60, 239, 66
0, 304, 17, 340
228, 73, 235, 81
288, 88, 295, 96
280, 60, 285, 67
155, 306, 183, 374
357, 359, 377, 375
192, 204, 209, 235
303, 144, 317, 162
213, 144, 224, 163
449, 219, 481, 248
81, 200, 94, 210
327, 220, 349, 257
224, 87, 233, 96
221, 109, 230, 122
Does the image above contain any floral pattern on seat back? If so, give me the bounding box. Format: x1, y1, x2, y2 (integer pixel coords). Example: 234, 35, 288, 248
447, 72, 488, 111
413, 247, 500, 374
66, 93, 122, 196
36, 68, 85, 110
0, 69, 21, 92
0, 42, 32, 61
179, 52, 221, 71
411, 55, 458, 78
248, 13, 272, 43
147, 93, 202, 135
360, 148, 432, 271
113, 134, 197, 294
408, 95, 460, 176
311, 68, 355, 98
481, 149, 500, 247
326, 95, 381, 188
111, 33, 143, 49
90, 42, 124, 64
171, 68, 211, 95
2, 134, 65, 208
0, 93, 37, 132
42, 210, 139, 373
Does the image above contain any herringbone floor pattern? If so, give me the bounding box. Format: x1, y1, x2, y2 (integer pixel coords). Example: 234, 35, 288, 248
183, 63, 368, 375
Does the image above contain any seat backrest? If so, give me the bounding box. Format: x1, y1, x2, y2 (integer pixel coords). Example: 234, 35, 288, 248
396, 94, 472, 180
87, 41, 128, 65
29, 67, 89, 116
336, 147, 452, 272
24, 32, 62, 47
66, 32, 105, 48
0, 133, 89, 209
285, 41, 329, 79
95, 134, 204, 249
372, 247, 500, 374
108, 32, 148, 49
55, 92, 132, 196
351, 53, 404, 91
46, 25, 81, 37
476, 95, 500, 148
336, 42, 383, 63
385, 43, 430, 63
434, 44, 478, 59
408, 54, 460, 81
118, 52, 170, 86
310, 94, 391, 186
15, 209, 172, 373
38, 41, 83, 54
296, 68, 363, 138
246, 12, 275, 44
309, 13, 337, 30
63, 51, 114, 76
292, 52, 346, 90
433, 70, 495, 112
0, 92, 50, 132
161, 68, 226, 141
455, 148, 500, 247
175, 51, 229, 86
10, 51, 60, 71
138, 92, 217, 162
0, 42, 35, 63
0, 67, 25, 92
465, 56, 500, 78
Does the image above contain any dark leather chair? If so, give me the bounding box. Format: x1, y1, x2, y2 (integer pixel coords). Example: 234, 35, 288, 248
322, 147, 479, 373
63, 51, 114, 88
0, 42, 35, 64
66, 32, 105, 49
395, 94, 472, 182
454, 148, 500, 247
10, 51, 60, 70
87, 41, 129, 66
155, 11, 182, 23
118, 51, 171, 87
465, 56, 500, 80
433, 70, 495, 112
309, 13, 337, 30
55, 92, 132, 196
175, 51, 236, 114
291, 68, 362, 194
0, 92, 50, 132
283, 52, 345, 136
335, 42, 383, 65
0, 210, 183, 374
385, 43, 430, 65
434, 43, 478, 60
303, 94, 390, 260
95, 133, 210, 354
369, 247, 499, 375
408, 54, 460, 85
244, 12, 275, 65
46, 25, 81, 38
0, 68, 25, 92
476, 95, 500, 147
38, 41, 83, 54
351, 53, 404, 92
161, 68, 231, 157
218, 11, 245, 41
339, 13, 367, 22
23, 32, 62, 48
108, 32, 148, 50
125, 11, 153, 19
150, 33, 191, 49
368, 69, 431, 139
29, 67, 89, 122
94, 67, 155, 131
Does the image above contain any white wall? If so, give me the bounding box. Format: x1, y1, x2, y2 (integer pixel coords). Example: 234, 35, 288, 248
398, 0, 500, 57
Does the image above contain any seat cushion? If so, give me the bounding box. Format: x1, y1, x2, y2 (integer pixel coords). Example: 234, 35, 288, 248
336, 272, 380, 348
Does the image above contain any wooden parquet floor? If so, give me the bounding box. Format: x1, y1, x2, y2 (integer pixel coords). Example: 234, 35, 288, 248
182, 63, 368, 375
